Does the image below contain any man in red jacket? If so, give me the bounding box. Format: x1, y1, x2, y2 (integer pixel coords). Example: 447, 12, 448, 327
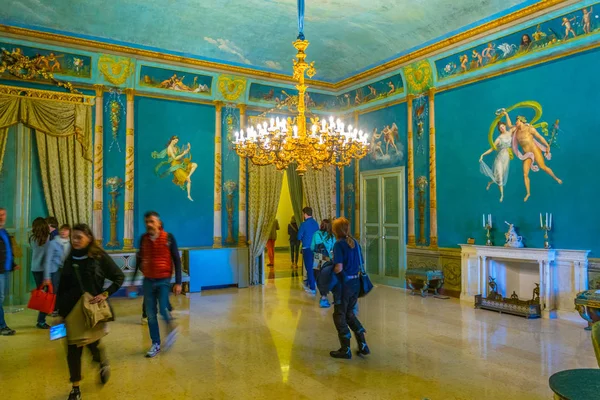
133, 211, 182, 358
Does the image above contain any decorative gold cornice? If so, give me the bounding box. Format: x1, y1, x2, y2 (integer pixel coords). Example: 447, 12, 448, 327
125, 88, 135, 101
0, 0, 570, 93
334, 0, 568, 89
437, 40, 600, 94
0, 24, 335, 90
358, 96, 407, 115
93, 84, 104, 97
0, 84, 94, 105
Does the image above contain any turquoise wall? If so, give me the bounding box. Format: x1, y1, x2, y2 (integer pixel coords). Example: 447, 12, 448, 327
134, 97, 215, 248
436, 47, 600, 254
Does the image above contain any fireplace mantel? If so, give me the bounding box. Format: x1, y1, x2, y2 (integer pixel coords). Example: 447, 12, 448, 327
459, 245, 590, 321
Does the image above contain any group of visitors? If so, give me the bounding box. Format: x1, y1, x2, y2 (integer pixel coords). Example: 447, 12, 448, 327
273, 207, 370, 359
1, 203, 369, 399
0, 207, 183, 400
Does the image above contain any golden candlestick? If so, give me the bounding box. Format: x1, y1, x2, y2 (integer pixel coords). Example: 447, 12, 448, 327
223, 180, 238, 245
105, 177, 123, 248
416, 176, 428, 245
485, 224, 493, 246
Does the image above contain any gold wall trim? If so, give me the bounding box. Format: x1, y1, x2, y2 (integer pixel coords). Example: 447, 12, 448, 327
0, 84, 95, 105
437, 40, 600, 94
0, 25, 335, 91
334, 0, 568, 89
0, 0, 566, 92
358, 97, 407, 115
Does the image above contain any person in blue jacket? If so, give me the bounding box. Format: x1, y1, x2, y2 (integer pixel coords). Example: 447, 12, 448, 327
296, 207, 319, 294
329, 217, 370, 359
311, 219, 336, 308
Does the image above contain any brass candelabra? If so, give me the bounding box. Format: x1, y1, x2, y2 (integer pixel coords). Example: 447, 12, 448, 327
540, 212, 552, 249
105, 177, 123, 248
224, 180, 238, 245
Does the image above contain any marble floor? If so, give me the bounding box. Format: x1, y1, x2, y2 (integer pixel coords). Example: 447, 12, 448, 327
0, 265, 597, 400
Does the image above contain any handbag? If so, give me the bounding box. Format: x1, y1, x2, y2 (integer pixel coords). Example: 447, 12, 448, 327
27, 283, 56, 314
65, 295, 109, 347
356, 242, 374, 298
73, 264, 114, 329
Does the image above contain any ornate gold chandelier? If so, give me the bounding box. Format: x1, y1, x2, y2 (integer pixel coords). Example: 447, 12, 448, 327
233, 19, 369, 175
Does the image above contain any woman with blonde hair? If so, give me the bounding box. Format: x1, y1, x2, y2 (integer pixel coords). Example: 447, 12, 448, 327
329, 217, 369, 359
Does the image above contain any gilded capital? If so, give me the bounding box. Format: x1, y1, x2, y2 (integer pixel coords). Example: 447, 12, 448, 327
428, 87, 436, 99
238, 103, 247, 116
214, 101, 224, 112
407, 93, 414, 103
125, 88, 135, 101
93, 84, 105, 97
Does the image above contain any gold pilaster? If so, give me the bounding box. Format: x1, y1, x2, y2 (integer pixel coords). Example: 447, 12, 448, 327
340, 167, 345, 217
123, 88, 135, 250
353, 111, 360, 239
214, 101, 224, 248
406, 94, 416, 247
238, 103, 247, 246
92, 84, 104, 245
428, 88, 438, 249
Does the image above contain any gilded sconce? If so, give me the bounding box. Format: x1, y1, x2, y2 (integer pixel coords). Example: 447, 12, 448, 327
223, 180, 238, 245
345, 183, 354, 225
105, 176, 123, 248
416, 176, 428, 245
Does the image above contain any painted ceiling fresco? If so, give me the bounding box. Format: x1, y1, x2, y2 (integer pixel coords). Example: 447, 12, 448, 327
0, 0, 538, 82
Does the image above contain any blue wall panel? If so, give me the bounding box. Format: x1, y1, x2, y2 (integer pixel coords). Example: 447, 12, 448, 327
436, 48, 600, 254
134, 97, 215, 247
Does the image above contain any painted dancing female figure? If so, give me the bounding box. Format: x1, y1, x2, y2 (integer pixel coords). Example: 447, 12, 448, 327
152, 136, 198, 201
479, 110, 514, 202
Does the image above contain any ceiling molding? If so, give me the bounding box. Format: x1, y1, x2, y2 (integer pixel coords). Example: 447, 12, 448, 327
333, 0, 569, 90
0, 0, 571, 92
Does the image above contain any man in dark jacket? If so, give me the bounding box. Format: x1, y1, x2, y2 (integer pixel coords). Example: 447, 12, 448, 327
0, 207, 19, 336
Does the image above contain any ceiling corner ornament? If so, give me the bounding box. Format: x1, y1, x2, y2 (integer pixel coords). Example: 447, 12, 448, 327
404, 60, 433, 95
231, 0, 369, 175
98, 54, 134, 86
217, 75, 247, 102
0, 48, 80, 94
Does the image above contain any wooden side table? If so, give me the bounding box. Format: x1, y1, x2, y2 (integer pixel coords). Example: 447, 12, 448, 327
405, 269, 444, 297
549, 369, 600, 399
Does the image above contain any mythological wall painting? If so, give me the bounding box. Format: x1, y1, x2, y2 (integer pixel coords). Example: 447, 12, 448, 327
151, 135, 198, 202
0, 42, 92, 78
248, 73, 404, 113
436, 3, 600, 81
341, 73, 404, 111
139, 65, 213, 96
478, 101, 564, 203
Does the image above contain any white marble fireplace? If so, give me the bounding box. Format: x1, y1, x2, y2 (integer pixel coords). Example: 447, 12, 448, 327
460, 245, 589, 320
